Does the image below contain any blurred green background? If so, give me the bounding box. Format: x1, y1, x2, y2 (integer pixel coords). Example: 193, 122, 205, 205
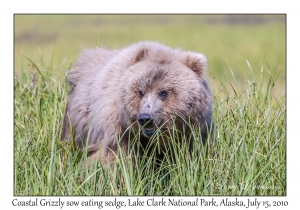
14, 14, 286, 95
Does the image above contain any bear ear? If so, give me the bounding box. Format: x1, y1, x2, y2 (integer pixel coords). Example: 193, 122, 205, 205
184, 53, 207, 78
134, 48, 148, 63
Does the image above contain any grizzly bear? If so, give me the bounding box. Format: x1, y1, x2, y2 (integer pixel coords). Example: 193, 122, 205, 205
62, 41, 213, 167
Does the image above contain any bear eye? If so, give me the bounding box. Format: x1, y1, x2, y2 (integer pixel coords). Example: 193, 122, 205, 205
159, 90, 168, 97
139, 90, 144, 98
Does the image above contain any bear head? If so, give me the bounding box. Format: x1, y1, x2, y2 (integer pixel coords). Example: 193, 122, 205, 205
117, 42, 212, 142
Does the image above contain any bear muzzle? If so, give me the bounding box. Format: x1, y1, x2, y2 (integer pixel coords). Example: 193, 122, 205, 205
138, 113, 156, 137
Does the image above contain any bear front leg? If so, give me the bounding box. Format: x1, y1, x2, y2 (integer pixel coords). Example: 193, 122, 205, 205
100, 137, 135, 168
100, 140, 118, 167
83, 150, 101, 168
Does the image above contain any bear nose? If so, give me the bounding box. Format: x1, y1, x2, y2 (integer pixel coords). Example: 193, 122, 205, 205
138, 113, 154, 127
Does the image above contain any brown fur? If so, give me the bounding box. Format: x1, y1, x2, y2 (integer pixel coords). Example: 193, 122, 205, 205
62, 41, 213, 166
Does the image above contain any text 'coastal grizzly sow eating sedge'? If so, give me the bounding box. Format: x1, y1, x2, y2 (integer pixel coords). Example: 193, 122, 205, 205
62, 41, 214, 167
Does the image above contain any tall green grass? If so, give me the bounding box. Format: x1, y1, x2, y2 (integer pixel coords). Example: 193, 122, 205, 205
14, 53, 285, 196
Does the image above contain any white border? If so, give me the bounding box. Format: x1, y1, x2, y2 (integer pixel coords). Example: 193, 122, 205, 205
2, 0, 299, 208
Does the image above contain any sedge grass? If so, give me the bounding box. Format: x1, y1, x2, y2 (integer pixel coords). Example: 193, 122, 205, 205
14, 53, 285, 196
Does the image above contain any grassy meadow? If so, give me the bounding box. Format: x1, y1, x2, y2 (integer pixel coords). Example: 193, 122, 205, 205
14, 15, 286, 196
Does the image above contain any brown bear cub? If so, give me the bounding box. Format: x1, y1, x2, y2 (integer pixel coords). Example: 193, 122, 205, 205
62, 41, 213, 167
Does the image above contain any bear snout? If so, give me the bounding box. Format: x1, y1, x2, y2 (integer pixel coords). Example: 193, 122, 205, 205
138, 113, 157, 138
138, 113, 154, 128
